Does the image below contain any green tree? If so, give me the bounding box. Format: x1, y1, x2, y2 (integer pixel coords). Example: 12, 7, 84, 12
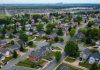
57, 28, 63, 36
19, 45, 25, 52
54, 51, 62, 62
19, 33, 28, 42
42, 15, 48, 23
28, 41, 33, 46
59, 37, 64, 42
36, 24, 44, 32
65, 16, 71, 22
69, 28, 76, 37
54, 37, 59, 42
74, 16, 82, 25
87, 21, 95, 27
64, 40, 80, 58
46, 22, 55, 34
12, 50, 18, 58
32, 14, 42, 22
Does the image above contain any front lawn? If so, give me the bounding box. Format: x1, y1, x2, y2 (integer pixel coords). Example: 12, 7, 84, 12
65, 57, 76, 63
29, 44, 36, 48
43, 51, 55, 61
2, 56, 12, 63
6, 43, 12, 47
16, 59, 47, 69
79, 61, 92, 69
52, 46, 61, 50
56, 63, 82, 70
34, 37, 45, 41
21, 48, 28, 52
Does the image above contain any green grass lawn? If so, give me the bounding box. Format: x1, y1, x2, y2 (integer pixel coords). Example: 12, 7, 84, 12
21, 48, 28, 52
65, 57, 76, 63
34, 37, 45, 41
2, 56, 12, 63
43, 51, 55, 60
16, 59, 47, 69
79, 61, 92, 69
16, 59, 33, 68
52, 46, 61, 50
56, 63, 83, 70
29, 44, 36, 48
6, 43, 12, 47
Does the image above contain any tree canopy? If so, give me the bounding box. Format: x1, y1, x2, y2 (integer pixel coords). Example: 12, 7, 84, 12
64, 40, 80, 58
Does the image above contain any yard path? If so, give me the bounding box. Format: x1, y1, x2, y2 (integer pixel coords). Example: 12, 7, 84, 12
63, 61, 88, 70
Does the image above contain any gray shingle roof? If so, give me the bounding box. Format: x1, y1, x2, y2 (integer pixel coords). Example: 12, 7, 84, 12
0, 48, 9, 54
90, 53, 100, 60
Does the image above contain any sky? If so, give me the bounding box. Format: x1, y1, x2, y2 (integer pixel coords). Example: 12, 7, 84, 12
0, 0, 100, 4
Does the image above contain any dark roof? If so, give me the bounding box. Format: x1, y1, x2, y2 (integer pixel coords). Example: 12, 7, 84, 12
9, 45, 20, 51
82, 48, 91, 55
0, 54, 4, 59
59, 66, 70, 70
0, 48, 9, 54
17, 40, 25, 46
30, 44, 50, 58
90, 53, 100, 60
0, 40, 7, 45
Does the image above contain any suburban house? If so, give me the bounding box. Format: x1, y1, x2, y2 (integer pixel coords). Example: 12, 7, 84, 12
36, 32, 46, 37
29, 44, 51, 62
17, 40, 26, 47
0, 54, 5, 61
0, 40, 7, 46
0, 48, 10, 57
13, 33, 20, 38
25, 24, 31, 31
80, 48, 91, 61
5, 32, 11, 38
9, 45, 20, 52
26, 31, 32, 35
88, 53, 100, 64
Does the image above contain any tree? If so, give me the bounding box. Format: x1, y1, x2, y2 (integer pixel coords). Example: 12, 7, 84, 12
64, 40, 80, 58
87, 21, 95, 27
69, 28, 76, 37
59, 37, 64, 42
32, 14, 42, 22
54, 51, 62, 62
19, 33, 28, 42
28, 41, 33, 46
19, 45, 24, 52
36, 24, 44, 32
74, 16, 82, 25
46, 22, 55, 34
54, 37, 59, 42
42, 15, 48, 23
12, 50, 18, 58
57, 28, 63, 36
90, 63, 99, 70
65, 15, 71, 22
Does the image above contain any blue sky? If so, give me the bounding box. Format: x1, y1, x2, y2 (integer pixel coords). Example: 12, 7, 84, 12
0, 0, 100, 4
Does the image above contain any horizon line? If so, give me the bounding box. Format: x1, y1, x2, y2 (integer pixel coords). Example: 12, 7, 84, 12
0, 3, 100, 4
